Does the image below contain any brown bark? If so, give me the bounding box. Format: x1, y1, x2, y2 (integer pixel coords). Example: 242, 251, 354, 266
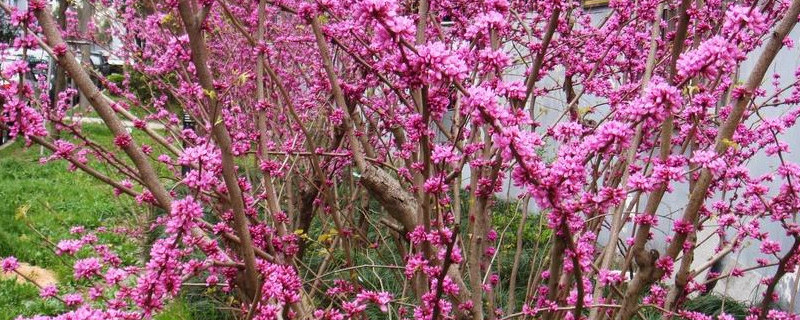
591, 8, 663, 318
174, 0, 262, 301
359, 164, 420, 232
517, 5, 561, 111
32, 4, 173, 211
76, 0, 93, 111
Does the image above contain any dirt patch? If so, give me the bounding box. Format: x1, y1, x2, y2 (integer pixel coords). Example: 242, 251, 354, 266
1, 262, 57, 287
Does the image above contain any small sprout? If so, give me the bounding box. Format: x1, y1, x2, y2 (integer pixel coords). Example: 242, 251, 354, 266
722, 138, 739, 150
237, 72, 250, 86
15, 204, 30, 220
203, 89, 217, 100
160, 13, 173, 25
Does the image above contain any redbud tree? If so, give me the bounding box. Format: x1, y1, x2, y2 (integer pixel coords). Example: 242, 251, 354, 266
3, 0, 800, 319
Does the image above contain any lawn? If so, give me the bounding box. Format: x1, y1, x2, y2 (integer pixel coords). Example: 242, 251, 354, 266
0, 125, 208, 320
0, 139, 125, 318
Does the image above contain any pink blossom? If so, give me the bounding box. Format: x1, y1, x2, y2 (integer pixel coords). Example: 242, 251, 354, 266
761, 239, 781, 255
1, 256, 19, 272
39, 285, 57, 298
355, 290, 393, 312
431, 145, 459, 164
404, 254, 428, 279
466, 11, 508, 43
165, 196, 203, 233
676, 36, 743, 80
690, 150, 725, 174
56, 239, 83, 255
673, 219, 694, 234
410, 42, 468, 84
104, 267, 128, 285
113, 134, 133, 148
63, 293, 84, 306
621, 79, 682, 121
723, 5, 769, 44
74, 258, 102, 279
598, 269, 627, 286
655, 256, 674, 276
423, 174, 449, 194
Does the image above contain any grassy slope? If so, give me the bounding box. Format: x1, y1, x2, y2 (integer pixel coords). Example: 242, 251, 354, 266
0, 126, 195, 319
0, 132, 140, 318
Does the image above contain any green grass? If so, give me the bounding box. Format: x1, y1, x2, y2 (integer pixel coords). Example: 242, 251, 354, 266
0, 139, 134, 270
0, 135, 135, 318
684, 294, 750, 319
68, 92, 153, 119
0, 127, 193, 319
637, 295, 751, 320
0, 279, 61, 318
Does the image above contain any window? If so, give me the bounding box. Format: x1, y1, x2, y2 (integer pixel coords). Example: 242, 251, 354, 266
441, 15, 454, 27
583, 0, 609, 8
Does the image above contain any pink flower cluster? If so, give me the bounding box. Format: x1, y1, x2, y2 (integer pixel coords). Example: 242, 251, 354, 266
73, 258, 103, 279
2, 256, 19, 272
410, 42, 468, 85
723, 5, 769, 46
676, 36, 743, 81
620, 78, 682, 122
